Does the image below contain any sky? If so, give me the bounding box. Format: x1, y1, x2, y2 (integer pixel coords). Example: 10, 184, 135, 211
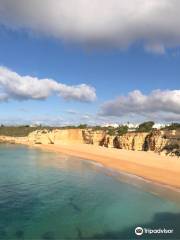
0, 0, 179, 125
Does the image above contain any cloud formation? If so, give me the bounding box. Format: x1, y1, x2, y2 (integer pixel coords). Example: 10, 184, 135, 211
100, 90, 180, 121
0, 66, 96, 102
0, 0, 180, 53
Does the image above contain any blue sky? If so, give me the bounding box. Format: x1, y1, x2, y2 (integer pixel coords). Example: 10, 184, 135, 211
0, 1, 180, 125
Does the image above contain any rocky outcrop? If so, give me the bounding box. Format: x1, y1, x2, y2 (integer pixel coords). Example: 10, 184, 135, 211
143, 130, 168, 152
82, 129, 179, 155
0, 128, 179, 157
82, 130, 115, 148
142, 130, 179, 156
28, 129, 84, 145
159, 130, 180, 157
118, 132, 149, 151
28, 129, 54, 144
82, 130, 106, 146
0, 135, 28, 144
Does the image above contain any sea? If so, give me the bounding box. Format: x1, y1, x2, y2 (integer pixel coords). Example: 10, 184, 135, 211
0, 144, 180, 240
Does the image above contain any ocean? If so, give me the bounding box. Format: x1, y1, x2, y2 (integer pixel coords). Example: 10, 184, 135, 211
0, 144, 180, 240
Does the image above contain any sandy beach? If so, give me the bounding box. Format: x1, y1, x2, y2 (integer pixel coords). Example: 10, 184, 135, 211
33, 143, 180, 189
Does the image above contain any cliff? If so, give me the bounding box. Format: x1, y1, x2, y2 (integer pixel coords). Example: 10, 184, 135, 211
28, 129, 84, 145
27, 128, 180, 156
0, 135, 28, 144
0, 128, 179, 157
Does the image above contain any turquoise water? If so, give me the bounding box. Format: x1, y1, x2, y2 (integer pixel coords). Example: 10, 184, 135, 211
0, 144, 180, 240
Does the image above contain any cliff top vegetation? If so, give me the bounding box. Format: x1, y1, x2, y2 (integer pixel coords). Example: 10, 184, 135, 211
0, 122, 179, 137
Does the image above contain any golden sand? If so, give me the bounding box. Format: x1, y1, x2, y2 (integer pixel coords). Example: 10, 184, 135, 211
31, 143, 180, 189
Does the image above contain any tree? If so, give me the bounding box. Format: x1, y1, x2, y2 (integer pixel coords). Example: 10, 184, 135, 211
117, 125, 128, 136
92, 125, 102, 131
107, 127, 116, 136
77, 124, 87, 129
137, 121, 154, 132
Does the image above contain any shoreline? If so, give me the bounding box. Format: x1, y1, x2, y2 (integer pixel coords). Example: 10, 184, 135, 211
30, 142, 180, 189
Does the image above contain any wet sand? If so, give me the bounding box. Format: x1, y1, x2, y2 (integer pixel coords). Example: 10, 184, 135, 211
33, 143, 180, 189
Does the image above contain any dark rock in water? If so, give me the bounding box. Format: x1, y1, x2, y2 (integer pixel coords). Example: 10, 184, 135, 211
76, 227, 83, 239
15, 230, 24, 239
69, 196, 74, 202
0, 230, 7, 238
69, 197, 81, 213
70, 202, 81, 213
76, 227, 89, 240
42, 231, 55, 240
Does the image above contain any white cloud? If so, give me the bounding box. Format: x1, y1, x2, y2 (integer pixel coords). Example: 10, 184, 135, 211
0, 66, 96, 102
100, 90, 180, 122
144, 43, 166, 55
0, 93, 8, 101
66, 109, 79, 115
0, 0, 180, 52
0, 115, 64, 126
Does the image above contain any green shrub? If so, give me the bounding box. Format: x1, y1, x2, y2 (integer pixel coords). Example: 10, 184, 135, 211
163, 144, 179, 152
0, 126, 58, 137
137, 121, 155, 132
76, 124, 88, 129
163, 144, 180, 157
107, 127, 116, 136
117, 125, 128, 136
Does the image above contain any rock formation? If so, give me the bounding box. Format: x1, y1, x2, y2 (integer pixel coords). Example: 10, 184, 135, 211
118, 132, 149, 151
0, 128, 179, 157
0, 135, 27, 144
28, 129, 84, 145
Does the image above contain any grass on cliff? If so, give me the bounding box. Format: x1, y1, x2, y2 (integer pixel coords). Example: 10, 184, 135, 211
0, 126, 57, 137
0, 125, 89, 137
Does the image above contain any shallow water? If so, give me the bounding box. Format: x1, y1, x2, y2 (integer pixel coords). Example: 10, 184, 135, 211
0, 144, 180, 240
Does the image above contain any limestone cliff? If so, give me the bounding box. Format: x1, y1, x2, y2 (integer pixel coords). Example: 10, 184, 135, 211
28, 129, 84, 145
82, 129, 179, 156
0, 128, 179, 157
118, 132, 149, 151
0, 135, 28, 144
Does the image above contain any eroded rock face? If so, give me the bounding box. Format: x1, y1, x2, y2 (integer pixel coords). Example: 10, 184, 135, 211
82, 130, 93, 144
160, 130, 180, 157
0, 135, 28, 144
83, 131, 117, 148
143, 130, 167, 152
27, 128, 180, 155
1, 128, 179, 157
28, 129, 84, 145
117, 132, 149, 151
132, 133, 149, 151
28, 129, 53, 144
82, 130, 107, 146
118, 133, 135, 150
53, 129, 84, 144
